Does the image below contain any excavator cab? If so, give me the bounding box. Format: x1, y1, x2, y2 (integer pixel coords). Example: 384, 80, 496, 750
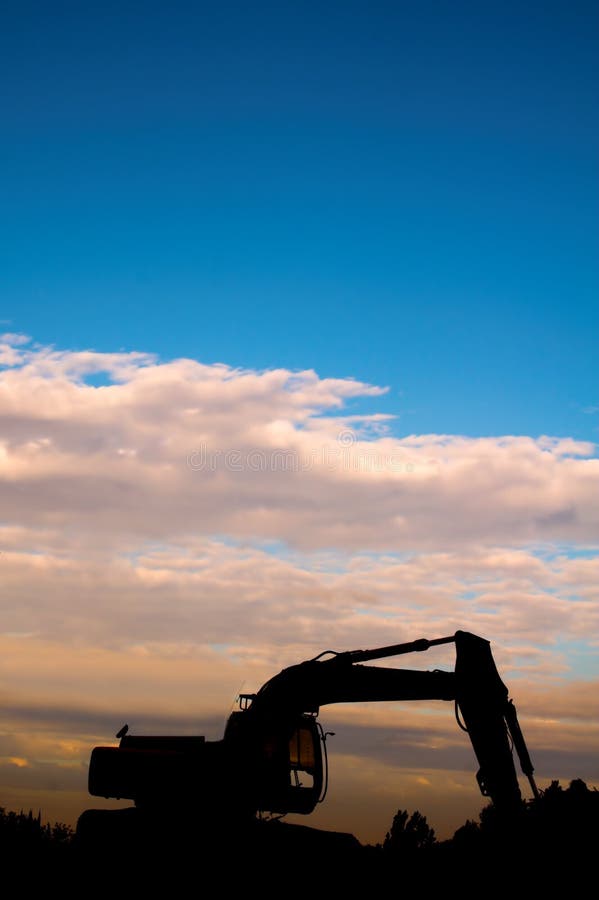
278, 716, 324, 814
224, 708, 325, 815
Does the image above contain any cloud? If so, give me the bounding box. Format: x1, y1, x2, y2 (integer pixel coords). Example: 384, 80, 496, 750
1, 539, 597, 661
0, 337, 597, 834
0, 337, 597, 552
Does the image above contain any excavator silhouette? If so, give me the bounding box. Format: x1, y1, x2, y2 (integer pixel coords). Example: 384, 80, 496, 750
78, 631, 538, 850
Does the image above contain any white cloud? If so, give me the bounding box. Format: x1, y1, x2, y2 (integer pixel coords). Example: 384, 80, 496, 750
0, 339, 597, 552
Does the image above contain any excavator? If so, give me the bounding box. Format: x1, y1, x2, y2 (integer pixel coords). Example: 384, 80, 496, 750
79, 630, 538, 847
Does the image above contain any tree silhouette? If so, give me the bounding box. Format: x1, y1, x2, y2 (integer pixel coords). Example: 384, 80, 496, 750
0, 806, 73, 854
383, 808, 436, 856
2, 777, 596, 888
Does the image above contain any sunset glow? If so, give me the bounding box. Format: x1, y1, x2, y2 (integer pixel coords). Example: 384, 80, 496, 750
1, 2, 597, 845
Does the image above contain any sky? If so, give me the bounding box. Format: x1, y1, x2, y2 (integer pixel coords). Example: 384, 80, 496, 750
0, 1, 598, 843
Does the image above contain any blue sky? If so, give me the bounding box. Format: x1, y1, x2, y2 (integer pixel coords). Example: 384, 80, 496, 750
1, 0, 597, 440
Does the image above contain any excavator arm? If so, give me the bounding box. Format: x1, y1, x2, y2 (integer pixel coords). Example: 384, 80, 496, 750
230, 630, 537, 817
